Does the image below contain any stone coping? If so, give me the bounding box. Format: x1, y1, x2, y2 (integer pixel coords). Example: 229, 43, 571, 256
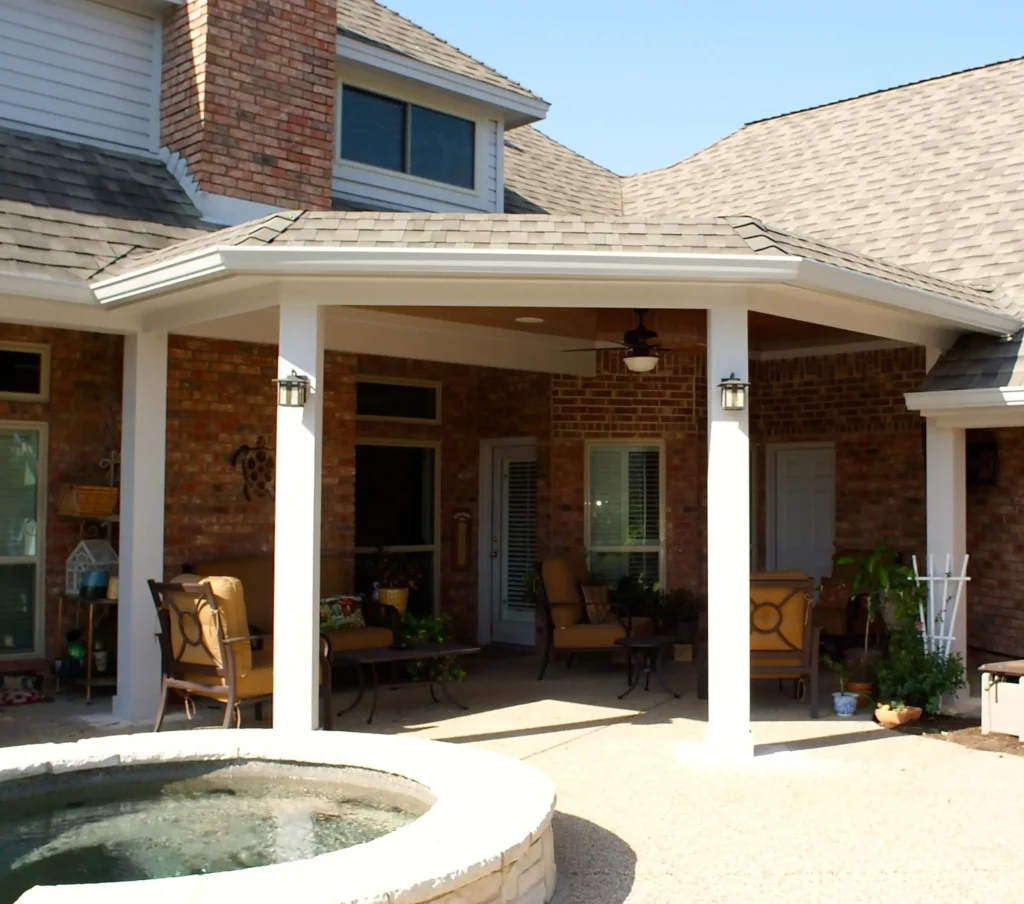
1, 730, 557, 904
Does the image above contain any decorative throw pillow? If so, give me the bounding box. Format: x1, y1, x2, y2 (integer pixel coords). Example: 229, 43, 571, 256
319, 595, 365, 630
581, 585, 611, 624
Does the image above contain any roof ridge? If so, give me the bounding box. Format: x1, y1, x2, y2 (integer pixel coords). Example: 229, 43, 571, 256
344, 0, 542, 102
745, 55, 1024, 127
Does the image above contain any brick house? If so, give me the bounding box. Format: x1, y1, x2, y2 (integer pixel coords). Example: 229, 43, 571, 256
2, 0, 1024, 748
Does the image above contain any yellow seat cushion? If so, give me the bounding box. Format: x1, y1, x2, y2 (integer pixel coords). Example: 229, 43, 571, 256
541, 558, 585, 628
553, 622, 626, 648
182, 665, 275, 699
629, 616, 654, 636
322, 626, 394, 652
752, 655, 804, 679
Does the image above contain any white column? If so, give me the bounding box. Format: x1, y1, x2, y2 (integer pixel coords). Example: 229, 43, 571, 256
113, 331, 167, 722
706, 307, 753, 756
273, 305, 324, 731
926, 420, 967, 665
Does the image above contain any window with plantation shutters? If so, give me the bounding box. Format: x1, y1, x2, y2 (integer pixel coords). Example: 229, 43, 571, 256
501, 458, 537, 617
586, 444, 663, 589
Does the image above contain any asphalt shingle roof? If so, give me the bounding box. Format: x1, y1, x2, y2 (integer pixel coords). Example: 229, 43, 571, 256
0, 127, 209, 282
100, 210, 1005, 314
620, 57, 1024, 309
337, 0, 542, 102
916, 331, 1024, 392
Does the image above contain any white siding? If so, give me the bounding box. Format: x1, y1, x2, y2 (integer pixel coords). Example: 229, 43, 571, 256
0, 0, 161, 154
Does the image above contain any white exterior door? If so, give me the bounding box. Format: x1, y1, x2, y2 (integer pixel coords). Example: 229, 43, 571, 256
769, 444, 835, 582
489, 445, 537, 646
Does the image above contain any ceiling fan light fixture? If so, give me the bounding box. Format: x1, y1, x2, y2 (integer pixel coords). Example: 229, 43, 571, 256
624, 350, 659, 373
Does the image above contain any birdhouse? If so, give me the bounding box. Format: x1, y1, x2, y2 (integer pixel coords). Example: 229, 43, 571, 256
65, 539, 118, 596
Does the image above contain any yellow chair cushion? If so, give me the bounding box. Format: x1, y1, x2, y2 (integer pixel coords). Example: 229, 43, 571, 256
322, 626, 394, 652
553, 622, 626, 648
750, 579, 810, 654
167, 574, 252, 676
184, 665, 274, 699
581, 585, 611, 624
542, 558, 584, 628
629, 616, 654, 637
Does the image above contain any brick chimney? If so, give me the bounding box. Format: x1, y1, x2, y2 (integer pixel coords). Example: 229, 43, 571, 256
161, 0, 336, 210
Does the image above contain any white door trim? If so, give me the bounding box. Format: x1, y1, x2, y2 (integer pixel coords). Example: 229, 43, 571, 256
0, 419, 48, 660
354, 437, 442, 616
478, 436, 536, 644
765, 441, 835, 572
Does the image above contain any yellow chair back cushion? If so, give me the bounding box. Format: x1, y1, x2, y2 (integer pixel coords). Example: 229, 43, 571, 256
166, 574, 252, 676
541, 558, 585, 628
750, 575, 811, 653
581, 585, 611, 624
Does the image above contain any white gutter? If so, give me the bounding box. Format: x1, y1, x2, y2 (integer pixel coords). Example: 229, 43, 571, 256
89, 246, 1024, 336
904, 386, 1024, 411
0, 272, 96, 304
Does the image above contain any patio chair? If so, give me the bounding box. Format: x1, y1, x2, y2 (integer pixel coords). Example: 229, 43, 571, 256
148, 575, 328, 731
695, 571, 820, 717
749, 571, 820, 718
535, 556, 653, 680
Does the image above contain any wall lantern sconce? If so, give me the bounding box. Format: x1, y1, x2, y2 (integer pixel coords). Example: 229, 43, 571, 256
623, 349, 659, 373
274, 369, 310, 407
718, 373, 749, 411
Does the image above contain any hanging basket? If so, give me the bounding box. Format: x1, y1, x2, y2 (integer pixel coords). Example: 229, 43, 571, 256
58, 484, 119, 518
378, 587, 409, 615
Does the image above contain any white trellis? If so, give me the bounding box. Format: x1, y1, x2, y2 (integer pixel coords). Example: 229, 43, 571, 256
911, 554, 970, 657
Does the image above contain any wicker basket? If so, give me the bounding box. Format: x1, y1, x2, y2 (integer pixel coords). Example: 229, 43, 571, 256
58, 484, 119, 518
378, 587, 409, 615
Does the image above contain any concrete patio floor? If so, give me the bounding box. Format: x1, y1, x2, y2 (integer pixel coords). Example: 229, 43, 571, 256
2, 650, 1020, 903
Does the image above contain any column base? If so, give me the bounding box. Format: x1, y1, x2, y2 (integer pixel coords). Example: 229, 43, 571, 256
703, 722, 755, 759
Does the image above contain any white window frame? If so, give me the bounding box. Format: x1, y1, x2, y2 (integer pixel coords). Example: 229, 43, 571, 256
353, 437, 442, 616
583, 439, 666, 589
0, 420, 48, 660
336, 78, 485, 199
0, 342, 50, 403
355, 376, 442, 426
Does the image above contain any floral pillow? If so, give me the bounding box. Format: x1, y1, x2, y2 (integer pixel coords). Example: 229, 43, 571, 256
319, 595, 365, 630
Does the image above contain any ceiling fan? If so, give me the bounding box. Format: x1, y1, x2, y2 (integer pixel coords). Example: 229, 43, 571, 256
564, 309, 670, 373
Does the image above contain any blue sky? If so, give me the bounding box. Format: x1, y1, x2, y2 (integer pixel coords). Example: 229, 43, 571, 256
383, 0, 1024, 175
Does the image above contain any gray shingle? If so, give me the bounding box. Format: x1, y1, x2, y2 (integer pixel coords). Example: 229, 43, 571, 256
0, 127, 210, 281
916, 332, 1024, 391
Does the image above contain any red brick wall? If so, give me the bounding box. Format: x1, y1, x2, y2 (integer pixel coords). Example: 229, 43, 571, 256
164, 337, 356, 582
161, 0, 336, 209
751, 347, 928, 567
967, 428, 1024, 657
0, 326, 123, 670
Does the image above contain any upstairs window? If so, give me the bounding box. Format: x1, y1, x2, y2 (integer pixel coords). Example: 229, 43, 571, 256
340, 85, 475, 190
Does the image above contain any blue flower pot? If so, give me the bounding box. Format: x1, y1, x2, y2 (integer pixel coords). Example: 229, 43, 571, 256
833, 691, 858, 717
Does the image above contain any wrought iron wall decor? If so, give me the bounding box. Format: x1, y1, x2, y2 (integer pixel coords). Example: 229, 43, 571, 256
231, 435, 275, 499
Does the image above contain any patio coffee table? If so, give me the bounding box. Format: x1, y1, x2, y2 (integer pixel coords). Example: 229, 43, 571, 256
614, 635, 681, 700
331, 643, 480, 724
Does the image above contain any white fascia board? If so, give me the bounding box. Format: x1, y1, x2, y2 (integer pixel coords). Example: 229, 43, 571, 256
0, 273, 96, 304
797, 259, 1020, 336
337, 35, 550, 127
92, 250, 228, 304
904, 387, 1024, 412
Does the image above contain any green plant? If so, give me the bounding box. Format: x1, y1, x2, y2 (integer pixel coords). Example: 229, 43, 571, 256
837, 542, 923, 653
822, 654, 850, 694
876, 629, 965, 714
399, 612, 466, 683
372, 548, 422, 590
662, 588, 706, 624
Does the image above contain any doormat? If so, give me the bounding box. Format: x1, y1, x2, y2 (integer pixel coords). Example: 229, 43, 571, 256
0, 673, 51, 706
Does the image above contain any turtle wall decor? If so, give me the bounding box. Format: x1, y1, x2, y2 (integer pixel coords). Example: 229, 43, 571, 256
231, 435, 275, 500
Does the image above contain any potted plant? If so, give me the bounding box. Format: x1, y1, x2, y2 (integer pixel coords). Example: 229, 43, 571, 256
400, 612, 466, 683
823, 654, 859, 716
371, 549, 422, 616
836, 542, 904, 663
845, 654, 876, 709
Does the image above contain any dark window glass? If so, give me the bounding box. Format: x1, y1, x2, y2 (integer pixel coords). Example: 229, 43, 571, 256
356, 381, 438, 421
0, 350, 41, 395
0, 564, 36, 654
410, 105, 475, 188
340, 86, 406, 173
355, 445, 435, 548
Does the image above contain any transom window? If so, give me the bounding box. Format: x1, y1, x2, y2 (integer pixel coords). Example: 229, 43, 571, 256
356, 378, 441, 424
339, 85, 476, 190
0, 343, 49, 402
586, 443, 664, 589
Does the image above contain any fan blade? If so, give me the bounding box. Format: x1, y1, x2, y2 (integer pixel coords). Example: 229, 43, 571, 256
562, 343, 628, 353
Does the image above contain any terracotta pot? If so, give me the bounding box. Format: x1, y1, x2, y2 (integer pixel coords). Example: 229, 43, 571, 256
846, 680, 873, 709
874, 705, 923, 728
378, 586, 409, 615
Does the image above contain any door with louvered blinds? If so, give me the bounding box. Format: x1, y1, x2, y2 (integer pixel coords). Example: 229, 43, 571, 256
587, 444, 663, 589
490, 445, 537, 646
0, 424, 44, 658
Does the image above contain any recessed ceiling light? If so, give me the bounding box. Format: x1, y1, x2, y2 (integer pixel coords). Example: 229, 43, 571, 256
515, 316, 544, 324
